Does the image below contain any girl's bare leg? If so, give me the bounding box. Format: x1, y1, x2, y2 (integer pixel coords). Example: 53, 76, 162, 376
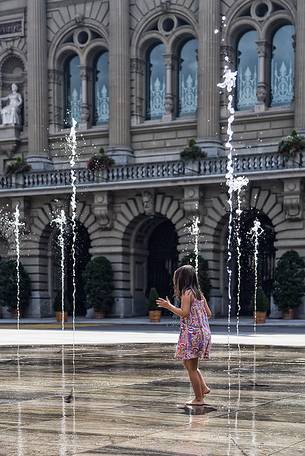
197, 365, 210, 396
183, 358, 204, 405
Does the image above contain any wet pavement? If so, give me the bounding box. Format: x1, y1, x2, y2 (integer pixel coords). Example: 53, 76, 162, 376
0, 344, 304, 455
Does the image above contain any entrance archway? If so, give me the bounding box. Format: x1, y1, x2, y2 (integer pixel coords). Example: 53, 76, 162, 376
232, 209, 275, 316
147, 219, 178, 300
130, 215, 178, 315
50, 220, 91, 316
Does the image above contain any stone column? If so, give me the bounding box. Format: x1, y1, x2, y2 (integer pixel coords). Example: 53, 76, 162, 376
108, 0, 133, 164
255, 41, 270, 112
295, 0, 305, 131
27, 0, 52, 169
197, 0, 222, 156
163, 53, 174, 121
79, 65, 90, 129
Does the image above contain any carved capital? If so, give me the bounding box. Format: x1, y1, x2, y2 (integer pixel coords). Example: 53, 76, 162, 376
92, 191, 113, 229
256, 40, 271, 58
142, 190, 155, 215
130, 58, 144, 74
80, 66, 89, 80
283, 179, 303, 220
256, 82, 267, 103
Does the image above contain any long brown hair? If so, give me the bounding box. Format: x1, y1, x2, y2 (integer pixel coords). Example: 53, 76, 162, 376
173, 265, 202, 300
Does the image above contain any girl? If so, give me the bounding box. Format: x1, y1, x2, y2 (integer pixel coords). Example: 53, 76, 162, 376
156, 265, 212, 406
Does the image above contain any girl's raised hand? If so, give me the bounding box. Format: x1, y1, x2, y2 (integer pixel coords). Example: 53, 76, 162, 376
156, 297, 171, 310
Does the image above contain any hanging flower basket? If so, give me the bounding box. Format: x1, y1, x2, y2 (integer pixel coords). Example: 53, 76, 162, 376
87, 148, 115, 171
5, 157, 31, 175
278, 130, 305, 159
180, 139, 207, 161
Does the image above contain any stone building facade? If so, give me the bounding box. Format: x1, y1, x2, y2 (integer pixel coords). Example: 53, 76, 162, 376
0, 0, 304, 318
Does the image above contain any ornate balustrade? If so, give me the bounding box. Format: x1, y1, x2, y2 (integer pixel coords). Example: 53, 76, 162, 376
0, 151, 304, 192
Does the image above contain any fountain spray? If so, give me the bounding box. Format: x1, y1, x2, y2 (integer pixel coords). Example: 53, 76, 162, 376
65, 118, 78, 407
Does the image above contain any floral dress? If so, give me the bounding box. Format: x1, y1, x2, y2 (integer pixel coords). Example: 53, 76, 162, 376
175, 296, 211, 360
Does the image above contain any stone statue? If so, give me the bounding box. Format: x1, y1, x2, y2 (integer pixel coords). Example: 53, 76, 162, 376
0, 83, 22, 126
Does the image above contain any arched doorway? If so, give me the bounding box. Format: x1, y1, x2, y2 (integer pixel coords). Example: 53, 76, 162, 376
130, 216, 178, 315
50, 220, 91, 316
232, 209, 276, 316
147, 219, 178, 300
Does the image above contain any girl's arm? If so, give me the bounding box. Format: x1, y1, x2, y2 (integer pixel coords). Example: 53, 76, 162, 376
204, 298, 212, 319
156, 292, 192, 318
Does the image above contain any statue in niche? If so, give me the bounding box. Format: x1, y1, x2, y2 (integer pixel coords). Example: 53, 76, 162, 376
0, 83, 23, 126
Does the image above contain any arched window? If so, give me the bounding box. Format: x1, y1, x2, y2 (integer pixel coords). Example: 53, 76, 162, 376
178, 38, 198, 116
93, 51, 109, 125
236, 30, 258, 111
271, 25, 295, 107
64, 55, 81, 127
146, 43, 166, 120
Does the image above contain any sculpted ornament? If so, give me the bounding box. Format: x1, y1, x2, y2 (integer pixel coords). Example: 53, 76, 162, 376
0, 83, 22, 126
142, 191, 155, 215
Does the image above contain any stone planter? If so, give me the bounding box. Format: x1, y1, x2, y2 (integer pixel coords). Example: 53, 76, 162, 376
255, 311, 267, 324
283, 308, 295, 320
55, 311, 68, 323
149, 310, 161, 322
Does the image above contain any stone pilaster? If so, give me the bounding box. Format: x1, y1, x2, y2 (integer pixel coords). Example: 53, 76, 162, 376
295, 0, 305, 131
27, 0, 52, 169
197, 0, 222, 156
108, 0, 133, 164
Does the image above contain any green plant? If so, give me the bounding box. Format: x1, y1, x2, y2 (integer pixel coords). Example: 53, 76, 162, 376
87, 147, 115, 171
147, 288, 159, 311
273, 250, 305, 312
6, 157, 31, 175
254, 287, 268, 313
0, 260, 31, 313
278, 130, 305, 159
53, 290, 71, 313
83, 256, 114, 314
180, 253, 211, 300
180, 139, 207, 161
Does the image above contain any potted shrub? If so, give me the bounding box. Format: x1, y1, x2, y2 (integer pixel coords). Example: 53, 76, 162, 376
87, 147, 115, 171
5, 157, 31, 175
53, 290, 70, 323
273, 250, 305, 319
278, 129, 305, 161
148, 288, 161, 322
253, 287, 268, 324
180, 253, 211, 300
180, 139, 207, 162
0, 259, 31, 317
83, 256, 114, 318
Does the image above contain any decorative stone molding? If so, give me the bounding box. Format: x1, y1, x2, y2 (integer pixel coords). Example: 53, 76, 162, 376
283, 179, 303, 220
0, 125, 20, 156
92, 191, 113, 229
183, 186, 200, 217
142, 190, 155, 215
160, 0, 171, 12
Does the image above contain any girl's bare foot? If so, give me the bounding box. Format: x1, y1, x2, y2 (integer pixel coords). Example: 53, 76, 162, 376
185, 398, 205, 406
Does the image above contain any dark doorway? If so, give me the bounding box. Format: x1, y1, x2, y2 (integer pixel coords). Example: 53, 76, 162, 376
52, 221, 91, 316
232, 209, 275, 316
147, 219, 178, 302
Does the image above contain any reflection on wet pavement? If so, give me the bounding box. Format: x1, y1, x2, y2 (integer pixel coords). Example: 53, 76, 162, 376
0, 344, 304, 455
